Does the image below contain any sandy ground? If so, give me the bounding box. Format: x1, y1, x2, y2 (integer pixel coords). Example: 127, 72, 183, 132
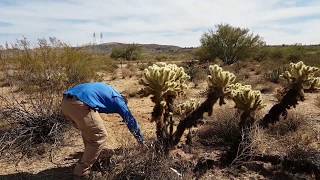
0, 65, 319, 179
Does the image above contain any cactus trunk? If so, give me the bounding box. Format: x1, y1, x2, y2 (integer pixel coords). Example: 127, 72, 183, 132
239, 111, 255, 130
170, 88, 222, 147
157, 95, 175, 142
260, 83, 304, 128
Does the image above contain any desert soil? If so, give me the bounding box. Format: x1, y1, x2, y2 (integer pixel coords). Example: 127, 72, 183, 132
0, 65, 319, 179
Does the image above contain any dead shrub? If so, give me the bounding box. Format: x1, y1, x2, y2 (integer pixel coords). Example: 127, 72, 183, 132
122, 84, 141, 98
198, 109, 241, 146
137, 62, 149, 71
97, 143, 193, 180
0, 90, 70, 160
229, 126, 262, 167
266, 112, 304, 136
121, 68, 134, 79
182, 61, 207, 87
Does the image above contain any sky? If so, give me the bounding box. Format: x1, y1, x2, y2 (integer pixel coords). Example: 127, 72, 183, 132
0, 0, 319, 47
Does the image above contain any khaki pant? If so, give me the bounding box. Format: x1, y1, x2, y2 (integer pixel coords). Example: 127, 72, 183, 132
61, 97, 107, 177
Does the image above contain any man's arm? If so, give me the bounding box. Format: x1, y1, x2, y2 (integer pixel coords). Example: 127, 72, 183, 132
114, 97, 144, 144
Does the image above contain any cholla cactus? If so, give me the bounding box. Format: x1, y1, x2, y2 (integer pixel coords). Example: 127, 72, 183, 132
281, 61, 319, 87
207, 64, 236, 90
261, 61, 319, 128
207, 64, 236, 105
140, 63, 190, 103
308, 77, 320, 90
140, 63, 190, 141
229, 83, 265, 112
176, 99, 200, 116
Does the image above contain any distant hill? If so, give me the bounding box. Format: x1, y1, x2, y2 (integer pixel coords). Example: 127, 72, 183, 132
79, 42, 195, 55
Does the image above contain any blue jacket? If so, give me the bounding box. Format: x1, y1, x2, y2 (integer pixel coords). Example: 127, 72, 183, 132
64, 82, 144, 143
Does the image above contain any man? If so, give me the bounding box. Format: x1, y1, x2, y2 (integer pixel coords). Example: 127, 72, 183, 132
61, 82, 144, 178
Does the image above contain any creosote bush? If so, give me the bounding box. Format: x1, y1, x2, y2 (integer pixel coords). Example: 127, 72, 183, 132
2, 38, 110, 93
199, 24, 265, 64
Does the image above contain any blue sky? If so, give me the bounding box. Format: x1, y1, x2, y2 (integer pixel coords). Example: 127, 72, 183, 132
0, 0, 319, 47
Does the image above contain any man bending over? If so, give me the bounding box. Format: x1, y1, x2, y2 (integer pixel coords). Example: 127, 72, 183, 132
61, 82, 144, 178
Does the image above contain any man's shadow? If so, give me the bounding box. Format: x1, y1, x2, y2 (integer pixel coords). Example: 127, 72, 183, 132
0, 167, 73, 180
0, 152, 83, 180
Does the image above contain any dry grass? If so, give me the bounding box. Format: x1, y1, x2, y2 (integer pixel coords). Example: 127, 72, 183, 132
96, 143, 193, 180
254, 111, 319, 157
266, 112, 304, 136
198, 109, 241, 146
1, 38, 115, 93
0, 90, 70, 160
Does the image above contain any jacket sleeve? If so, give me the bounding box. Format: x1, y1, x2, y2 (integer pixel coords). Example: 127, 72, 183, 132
114, 97, 144, 144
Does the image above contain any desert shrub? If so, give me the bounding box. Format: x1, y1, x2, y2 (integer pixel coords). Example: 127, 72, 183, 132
266, 112, 304, 136
182, 61, 207, 87
111, 43, 141, 61
264, 67, 286, 83
121, 68, 133, 79
254, 48, 270, 62
304, 52, 320, 67
155, 54, 169, 61
137, 63, 149, 71
270, 49, 284, 59
198, 109, 241, 146
101, 56, 118, 73
99, 145, 192, 179
199, 24, 265, 64
0, 91, 70, 159
194, 47, 211, 62
2, 38, 105, 93
286, 45, 306, 63
121, 64, 137, 79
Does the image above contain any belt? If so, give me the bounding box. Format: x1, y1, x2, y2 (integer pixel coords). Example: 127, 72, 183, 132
63, 94, 96, 112
63, 94, 78, 101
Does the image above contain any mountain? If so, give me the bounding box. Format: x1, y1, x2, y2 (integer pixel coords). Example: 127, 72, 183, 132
79, 42, 195, 54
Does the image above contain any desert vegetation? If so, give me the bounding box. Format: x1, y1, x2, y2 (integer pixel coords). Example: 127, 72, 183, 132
0, 24, 320, 180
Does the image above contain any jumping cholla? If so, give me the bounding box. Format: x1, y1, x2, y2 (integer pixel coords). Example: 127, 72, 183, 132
308, 77, 320, 90
281, 61, 319, 88
208, 64, 236, 90
139, 62, 190, 106
139, 63, 190, 141
229, 83, 265, 112
261, 61, 320, 128
207, 64, 236, 105
176, 99, 200, 116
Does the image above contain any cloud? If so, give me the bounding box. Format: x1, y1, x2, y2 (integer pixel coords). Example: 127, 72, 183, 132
0, 0, 319, 46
